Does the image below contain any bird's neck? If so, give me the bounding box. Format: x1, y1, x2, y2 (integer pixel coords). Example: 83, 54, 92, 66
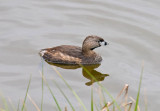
82, 49, 96, 57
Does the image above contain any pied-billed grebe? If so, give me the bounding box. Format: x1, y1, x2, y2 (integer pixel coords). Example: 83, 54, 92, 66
39, 35, 108, 64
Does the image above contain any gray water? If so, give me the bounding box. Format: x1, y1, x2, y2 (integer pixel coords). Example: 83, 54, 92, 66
0, 0, 160, 110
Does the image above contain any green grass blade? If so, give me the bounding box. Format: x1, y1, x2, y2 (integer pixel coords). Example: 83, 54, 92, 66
24, 105, 27, 111
41, 76, 44, 111
21, 75, 32, 111
81, 65, 121, 111
41, 74, 62, 111
102, 89, 107, 105
144, 90, 148, 111
98, 86, 103, 108
17, 99, 20, 111
113, 104, 115, 111
52, 80, 75, 111
8, 98, 17, 111
134, 64, 144, 111
91, 85, 93, 111
41, 58, 44, 111
53, 67, 88, 111
0, 94, 9, 111
94, 103, 99, 111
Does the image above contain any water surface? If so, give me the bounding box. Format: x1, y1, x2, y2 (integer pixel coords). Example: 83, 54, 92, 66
0, 0, 160, 110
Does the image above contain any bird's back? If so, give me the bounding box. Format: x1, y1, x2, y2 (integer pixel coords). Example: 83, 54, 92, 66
40, 45, 83, 64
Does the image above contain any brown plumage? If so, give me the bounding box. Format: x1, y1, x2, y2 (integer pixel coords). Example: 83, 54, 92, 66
39, 35, 108, 64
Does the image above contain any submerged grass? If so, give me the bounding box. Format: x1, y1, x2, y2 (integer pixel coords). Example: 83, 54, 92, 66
17, 99, 20, 111
52, 66, 88, 111
0, 93, 9, 111
94, 102, 99, 111
52, 79, 75, 111
91, 85, 93, 111
0, 61, 144, 111
144, 89, 148, 111
8, 98, 17, 111
41, 72, 62, 111
21, 75, 32, 111
134, 63, 144, 111
27, 94, 40, 111
40, 58, 44, 111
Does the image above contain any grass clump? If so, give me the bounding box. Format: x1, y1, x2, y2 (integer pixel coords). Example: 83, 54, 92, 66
21, 75, 32, 111
0, 62, 144, 111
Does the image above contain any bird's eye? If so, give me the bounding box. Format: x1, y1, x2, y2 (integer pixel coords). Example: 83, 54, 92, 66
99, 39, 104, 42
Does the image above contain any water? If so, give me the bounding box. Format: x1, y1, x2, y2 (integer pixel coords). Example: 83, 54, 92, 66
0, 0, 160, 110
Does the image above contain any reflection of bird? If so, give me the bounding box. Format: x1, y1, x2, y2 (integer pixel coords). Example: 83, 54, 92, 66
82, 65, 109, 86
44, 61, 109, 86
39, 35, 108, 64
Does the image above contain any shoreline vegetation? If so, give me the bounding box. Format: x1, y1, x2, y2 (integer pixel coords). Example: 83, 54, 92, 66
0, 62, 145, 111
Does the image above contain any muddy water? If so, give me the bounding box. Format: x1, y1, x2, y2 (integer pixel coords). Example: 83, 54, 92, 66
0, 0, 160, 110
